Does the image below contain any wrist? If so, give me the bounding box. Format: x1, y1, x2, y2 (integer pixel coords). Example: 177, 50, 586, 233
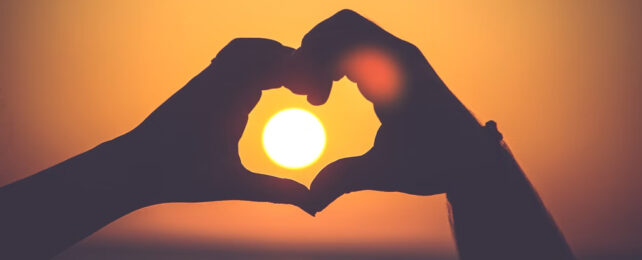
60, 133, 157, 210
446, 121, 519, 204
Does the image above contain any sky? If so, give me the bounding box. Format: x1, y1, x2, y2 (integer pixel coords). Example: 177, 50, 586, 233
1, 0, 641, 258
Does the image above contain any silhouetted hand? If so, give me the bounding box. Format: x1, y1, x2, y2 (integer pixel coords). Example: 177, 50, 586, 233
113, 38, 310, 208
288, 10, 494, 213
0, 38, 317, 259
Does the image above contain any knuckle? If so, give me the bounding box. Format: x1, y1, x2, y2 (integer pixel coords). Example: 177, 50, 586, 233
215, 38, 289, 67
221, 38, 283, 56
332, 9, 364, 22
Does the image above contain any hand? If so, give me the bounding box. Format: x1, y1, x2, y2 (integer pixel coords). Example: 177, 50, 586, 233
288, 10, 495, 213
108, 38, 310, 211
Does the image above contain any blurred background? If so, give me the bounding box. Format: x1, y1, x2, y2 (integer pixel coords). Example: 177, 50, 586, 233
1, 1, 640, 259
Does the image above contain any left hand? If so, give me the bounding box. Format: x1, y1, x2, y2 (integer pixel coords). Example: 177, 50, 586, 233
107, 38, 311, 212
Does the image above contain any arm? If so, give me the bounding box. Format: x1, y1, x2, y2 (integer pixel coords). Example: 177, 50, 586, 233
447, 125, 574, 259
292, 10, 575, 259
0, 38, 310, 259
0, 137, 146, 259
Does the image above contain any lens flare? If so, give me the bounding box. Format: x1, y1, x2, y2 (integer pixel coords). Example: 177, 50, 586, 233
341, 46, 403, 105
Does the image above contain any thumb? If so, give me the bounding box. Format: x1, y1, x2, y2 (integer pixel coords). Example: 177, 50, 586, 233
235, 171, 315, 216
308, 154, 380, 214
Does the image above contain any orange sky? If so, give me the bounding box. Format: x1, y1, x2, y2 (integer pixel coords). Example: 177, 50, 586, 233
1, 0, 641, 257
239, 78, 381, 187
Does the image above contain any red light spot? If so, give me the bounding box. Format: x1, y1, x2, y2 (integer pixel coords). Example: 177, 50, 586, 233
341, 47, 403, 105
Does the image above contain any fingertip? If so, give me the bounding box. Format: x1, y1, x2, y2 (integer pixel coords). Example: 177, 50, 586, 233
307, 168, 347, 213
308, 189, 339, 214
301, 206, 317, 217
283, 55, 333, 105
306, 85, 331, 105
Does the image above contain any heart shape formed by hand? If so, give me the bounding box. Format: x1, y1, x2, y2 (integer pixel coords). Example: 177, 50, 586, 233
238, 77, 382, 188
160, 9, 486, 216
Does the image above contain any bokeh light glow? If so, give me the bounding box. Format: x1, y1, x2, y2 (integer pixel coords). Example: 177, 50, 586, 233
341, 46, 403, 104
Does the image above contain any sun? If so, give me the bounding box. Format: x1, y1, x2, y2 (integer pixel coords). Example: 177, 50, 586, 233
262, 108, 326, 169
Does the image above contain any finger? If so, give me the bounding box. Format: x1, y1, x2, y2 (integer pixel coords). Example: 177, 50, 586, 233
213, 38, 295, 92
211, 38, 297, 142
283, 56, 333, 105
308, 153, 386, 214
235, 171, 315, 216
287, 9, 402, 105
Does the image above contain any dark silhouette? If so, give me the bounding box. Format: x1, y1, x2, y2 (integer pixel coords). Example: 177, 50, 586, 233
0, 9, 574, 260
290, 10, 575, 260
0, 38, 312, 259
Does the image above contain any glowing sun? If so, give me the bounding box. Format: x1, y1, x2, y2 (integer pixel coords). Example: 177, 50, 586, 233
262, 108, 326, 169
238, 77, 380, 187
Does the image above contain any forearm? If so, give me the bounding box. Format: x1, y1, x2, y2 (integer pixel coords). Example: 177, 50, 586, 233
0, 136, 147, 259
447, 140, 574, 260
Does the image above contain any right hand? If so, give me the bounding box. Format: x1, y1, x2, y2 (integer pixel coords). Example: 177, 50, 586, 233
288, 10, 496, 213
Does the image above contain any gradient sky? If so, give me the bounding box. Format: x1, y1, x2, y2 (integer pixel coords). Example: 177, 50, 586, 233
239, 78, 382, 187
1, 0, 641, 258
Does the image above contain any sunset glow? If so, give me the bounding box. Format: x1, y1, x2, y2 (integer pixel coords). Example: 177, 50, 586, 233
2, 1, 639, 257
